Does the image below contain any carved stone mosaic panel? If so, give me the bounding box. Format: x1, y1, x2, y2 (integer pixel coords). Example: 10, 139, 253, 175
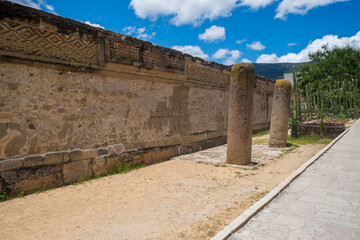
0, 19, 98, 64
109, 39, 184, 71
186, 62, 230, 86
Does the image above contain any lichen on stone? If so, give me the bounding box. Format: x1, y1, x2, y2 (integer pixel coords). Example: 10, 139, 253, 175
275, 79, 292, 91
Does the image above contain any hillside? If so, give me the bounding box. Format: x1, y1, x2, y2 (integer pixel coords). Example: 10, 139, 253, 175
253, 62, 309, 80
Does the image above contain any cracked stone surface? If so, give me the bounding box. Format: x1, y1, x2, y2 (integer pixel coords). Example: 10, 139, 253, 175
229, 120, 360, 240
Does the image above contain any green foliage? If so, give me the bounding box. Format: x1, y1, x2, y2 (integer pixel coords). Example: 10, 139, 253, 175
299, 46, 360, 89
106, 163, 145, 176
293, 46, 360, 124
0, 189, 25, 202
0, 188, 11, 202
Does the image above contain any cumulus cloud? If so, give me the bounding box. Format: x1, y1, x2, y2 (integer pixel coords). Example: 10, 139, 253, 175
246, 41, 266, 51
256, 31, 360, 63
129, 0, 350, 25
239, 0, 276, 9
241, 58, 252, 63
199, 26, 225, 42
212, 48, 242, 65
172, 45, 209, 59
9, 0, 55, 13
84, 21, 104, 29
275, 0, 349, 20
123, 26, 156, 41
236, 39, 247, 44
129, 0, 277, 26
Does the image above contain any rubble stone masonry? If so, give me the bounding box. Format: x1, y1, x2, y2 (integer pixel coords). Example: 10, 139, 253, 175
0, 1, 274, 194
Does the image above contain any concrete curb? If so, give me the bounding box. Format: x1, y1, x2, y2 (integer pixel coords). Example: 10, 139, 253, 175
210, 128, 350, 240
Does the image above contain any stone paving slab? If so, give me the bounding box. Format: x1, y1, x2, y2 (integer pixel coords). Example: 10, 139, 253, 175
174, 142, 291, 168
229, 119, 360, 240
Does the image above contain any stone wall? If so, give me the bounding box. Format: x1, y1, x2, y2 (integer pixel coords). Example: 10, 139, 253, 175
0, 1, 274, 194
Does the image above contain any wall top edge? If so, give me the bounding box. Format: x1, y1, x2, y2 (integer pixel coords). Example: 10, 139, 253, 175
0, 0, 232, 72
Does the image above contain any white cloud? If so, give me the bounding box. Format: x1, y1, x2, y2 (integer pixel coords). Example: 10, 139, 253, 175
212, 48, 242, 65
287, 43, 298, 47
247, 41, 266, 50
172, 45, 209, 59
84, 21, 104, 29
236, 39, 247, 44
123, 26, 156, 41
9, 0, 55, 13
129, 0, 277, 26
256, 31, 360, 63
239, 0, 277, 10
275, 0, 349, 20
241, 58, 252, 63
199, 25, 225, 42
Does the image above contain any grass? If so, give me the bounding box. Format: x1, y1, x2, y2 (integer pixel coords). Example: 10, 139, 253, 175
252, 131, 269, 137
254, 134, 334, 145
287, 135, 333, 145
0, 189, 24, 202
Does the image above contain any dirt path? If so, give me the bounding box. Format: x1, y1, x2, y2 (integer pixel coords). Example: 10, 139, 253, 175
0, 142, 325, 240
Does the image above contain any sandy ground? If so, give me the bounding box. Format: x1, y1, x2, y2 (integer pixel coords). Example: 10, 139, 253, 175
0, 138, 326, 240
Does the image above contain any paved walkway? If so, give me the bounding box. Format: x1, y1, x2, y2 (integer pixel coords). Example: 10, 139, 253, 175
229, 120, 360, 240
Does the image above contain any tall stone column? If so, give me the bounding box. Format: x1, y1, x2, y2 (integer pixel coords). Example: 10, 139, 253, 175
269, 79, 292, 148
226, 63, 255, 165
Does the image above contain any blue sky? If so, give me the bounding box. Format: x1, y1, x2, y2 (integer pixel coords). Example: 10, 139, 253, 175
9, 0, 360, 65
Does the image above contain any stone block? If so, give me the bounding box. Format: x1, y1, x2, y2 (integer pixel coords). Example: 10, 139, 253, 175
1, 166, 62, 194
24, 155, 44, 167
70, 149, 97, 161
113, 144, 124, 153
97, 148, 108, 156
181, 134, 207, 145
63, 152, 70, 162
107, 146, 115, 154
106, 157, 120, 171
0, 159, 23, 172
63, 160, 92, 184
44, 152, 64, 165
82, 149, 98, 159
69, 150, 83, 161
143, 151, 155, 165
92, 157, 107, 176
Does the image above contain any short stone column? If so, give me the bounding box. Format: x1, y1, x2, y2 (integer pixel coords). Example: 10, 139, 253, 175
226, 62, 255, 165
269, 79, 292, 148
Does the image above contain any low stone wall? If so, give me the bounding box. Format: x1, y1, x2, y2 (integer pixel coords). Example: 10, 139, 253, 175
0, 2, 274, 194
298, 123, 346, 138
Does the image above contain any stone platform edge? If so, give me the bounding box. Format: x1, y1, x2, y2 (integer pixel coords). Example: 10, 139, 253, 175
211, 127, 351, 240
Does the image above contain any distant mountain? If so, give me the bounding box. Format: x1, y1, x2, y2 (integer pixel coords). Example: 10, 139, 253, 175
253, 62, 309, 80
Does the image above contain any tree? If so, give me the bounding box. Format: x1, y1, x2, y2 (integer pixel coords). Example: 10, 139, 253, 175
298, 46, 360, 90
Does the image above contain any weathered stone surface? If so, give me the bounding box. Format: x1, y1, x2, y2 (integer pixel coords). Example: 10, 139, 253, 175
24, 155, 44, 167
0, 159, 23, 172
92, 157, 107, 176
226, 63, 255, 165
44, 152, 64, 165
112, 144, 125, 153
63, 152, 70, 163
106, 157, 120, 171
63, 160, 92, 184
269, 79, 292, 148
1, 166, 62, 194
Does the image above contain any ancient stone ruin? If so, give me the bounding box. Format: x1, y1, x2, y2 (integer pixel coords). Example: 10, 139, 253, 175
226, 63, 255, 165
269, 79, 292, 148
0, 1, 275, 194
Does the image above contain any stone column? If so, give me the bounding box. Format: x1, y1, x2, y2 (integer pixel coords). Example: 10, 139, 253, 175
226, 63, 255, 165
269, 79, 292, 148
